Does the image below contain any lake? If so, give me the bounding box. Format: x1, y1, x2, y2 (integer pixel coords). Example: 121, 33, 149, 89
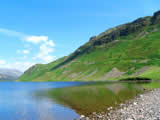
0, 81, 152, 120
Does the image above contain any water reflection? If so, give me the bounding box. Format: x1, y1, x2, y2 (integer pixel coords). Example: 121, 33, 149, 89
37, 82, 144, 116
0, 82, 81, 120
0, 82, 158, 120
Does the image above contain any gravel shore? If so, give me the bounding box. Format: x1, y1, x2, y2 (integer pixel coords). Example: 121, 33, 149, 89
80, 88, 160, 120
107, 88, 160, 120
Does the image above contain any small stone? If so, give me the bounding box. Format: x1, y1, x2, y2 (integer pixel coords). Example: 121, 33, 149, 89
92, 112, 96, 115
127, 118, 134, 120
133, 102, 137, 105
98, 115, 103, 118
85, 117, 89, 120
80, 115, 85, 119
140, 95, 143, 97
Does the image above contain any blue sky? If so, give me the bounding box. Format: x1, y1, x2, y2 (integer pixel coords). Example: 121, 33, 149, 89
0, 0, 159, 71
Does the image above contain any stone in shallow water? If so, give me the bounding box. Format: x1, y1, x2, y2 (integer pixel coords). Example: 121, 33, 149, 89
80, 115, 85, 120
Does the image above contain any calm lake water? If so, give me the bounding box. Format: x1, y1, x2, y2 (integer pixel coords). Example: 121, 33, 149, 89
0, 82, 148, 120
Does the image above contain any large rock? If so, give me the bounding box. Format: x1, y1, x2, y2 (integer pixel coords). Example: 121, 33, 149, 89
151, 10, 160, 24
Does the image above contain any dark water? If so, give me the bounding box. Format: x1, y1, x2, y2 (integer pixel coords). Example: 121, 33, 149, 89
0, 82, 146, 120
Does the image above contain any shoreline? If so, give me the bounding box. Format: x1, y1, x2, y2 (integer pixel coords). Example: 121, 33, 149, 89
107, 88, 160, 120
80, 88, 160, 120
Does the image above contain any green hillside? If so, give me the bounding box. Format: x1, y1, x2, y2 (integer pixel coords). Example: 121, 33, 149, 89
18, 10, 160, 81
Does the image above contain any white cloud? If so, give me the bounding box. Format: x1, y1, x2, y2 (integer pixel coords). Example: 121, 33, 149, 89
17, 49, 30, 54
23, 50, 30, 54
33, 40, 56, 63
46, 40, 55, 47
0, 61, 34, 72
40, 43, 54, 53
0, 28, 49, 44
12, 62, 34, 72
24, 36, 48, 44
0, 28, 57, 71
0, 28, 25, 37
34, 54, 56, 63
0, 60, 6, 65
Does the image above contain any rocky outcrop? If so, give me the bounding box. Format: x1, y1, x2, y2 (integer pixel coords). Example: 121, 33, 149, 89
151, 10, 160, 24
131, 66, 149, 76
50, 12, 154, 71
102, 68, 125, 80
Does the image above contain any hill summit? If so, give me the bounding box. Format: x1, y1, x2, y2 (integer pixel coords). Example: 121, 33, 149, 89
19, 10, 160, 81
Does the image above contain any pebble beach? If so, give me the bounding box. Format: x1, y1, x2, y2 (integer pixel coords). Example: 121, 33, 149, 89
80, 88, 160, 120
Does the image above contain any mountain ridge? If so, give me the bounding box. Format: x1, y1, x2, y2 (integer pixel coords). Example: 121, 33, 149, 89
19, 10, 160, 81
0, 68, 22, 81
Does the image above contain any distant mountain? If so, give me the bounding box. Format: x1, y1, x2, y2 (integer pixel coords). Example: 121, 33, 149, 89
19, 10, 160, 81
0, 68, 22, 81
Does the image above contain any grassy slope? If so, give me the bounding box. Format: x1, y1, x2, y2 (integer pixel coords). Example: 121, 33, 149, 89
18, 11, 160, 81
18, 57, 66, 81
